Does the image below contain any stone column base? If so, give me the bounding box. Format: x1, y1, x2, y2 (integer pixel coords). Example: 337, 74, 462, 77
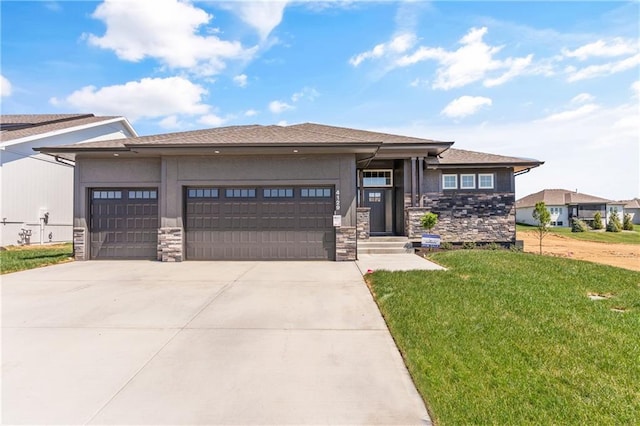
73, 227, 86, 261
356, 207, 371, 240
158, 227, 183, 262
335, 226, 356, 261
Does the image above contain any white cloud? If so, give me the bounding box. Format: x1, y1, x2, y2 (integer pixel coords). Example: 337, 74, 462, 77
226, 1, 289, 40
356, 27, 534, 90
632, 81, 640, 98
158, 115, 184, 129
50, 76, 209, 122
562, 38, 638, 61
291, 87, 319, 102
233, 74, 248, 87
0, 74, 12, 97
441, 96, 492, 118
409, 78, 429, 88
86, 0, 255, 76
245, 109, 258, 117
269, 100, 294, 114
540, 103, 600, 122
571, 93, 595, 104
565, 53, 640, 82
277, 120, 288, 126
198, 113, 227, 127
349, 33, 417, 67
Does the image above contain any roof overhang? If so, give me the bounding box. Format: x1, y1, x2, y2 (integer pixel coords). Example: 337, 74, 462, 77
373, 142, 454, 159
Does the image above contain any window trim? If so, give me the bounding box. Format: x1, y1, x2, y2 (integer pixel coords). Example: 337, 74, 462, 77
442, 174, 458, 190
478, 173, 495, 189
460, 174, 476, 189
362, 169, 393, 187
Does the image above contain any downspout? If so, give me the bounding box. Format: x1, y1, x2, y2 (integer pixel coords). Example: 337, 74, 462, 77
54, 156, 75, 167
410, 157, 417, 207
418, 156, 424, 207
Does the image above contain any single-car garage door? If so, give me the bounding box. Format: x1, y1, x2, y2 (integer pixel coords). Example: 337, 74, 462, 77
185, 186, 335, 260
90, 188, 158, 259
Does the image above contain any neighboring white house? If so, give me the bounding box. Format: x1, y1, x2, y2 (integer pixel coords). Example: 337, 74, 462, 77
516, 189, 625, 228
0, 114, 136, 246
621, 198, 640, 225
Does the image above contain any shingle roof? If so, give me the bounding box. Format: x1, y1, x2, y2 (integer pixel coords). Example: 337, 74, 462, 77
432, 148, 540, 166
622, 198, 640, 209
288, 123, 444, 144
0, 114, 126, 142
516, 189, 618, 208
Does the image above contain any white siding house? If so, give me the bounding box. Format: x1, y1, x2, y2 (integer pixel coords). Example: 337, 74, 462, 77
0, 114, 136, 246
516, 189, 624, 228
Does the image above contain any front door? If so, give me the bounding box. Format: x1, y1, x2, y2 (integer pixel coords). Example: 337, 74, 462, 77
364, 189, 386, 234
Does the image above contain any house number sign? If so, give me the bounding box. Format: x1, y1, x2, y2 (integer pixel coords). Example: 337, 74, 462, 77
335, 189, 340, 213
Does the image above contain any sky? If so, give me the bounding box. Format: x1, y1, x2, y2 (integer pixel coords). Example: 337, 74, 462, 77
1, 0, 638, 200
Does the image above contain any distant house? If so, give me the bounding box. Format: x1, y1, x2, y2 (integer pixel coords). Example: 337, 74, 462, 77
621, 198, 640, 225
516, 189, 625, 228
0, 114, 136, 246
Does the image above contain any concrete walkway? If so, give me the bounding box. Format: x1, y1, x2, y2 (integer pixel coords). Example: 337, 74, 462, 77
2, 261, 431, 425
356, 253, 445, 273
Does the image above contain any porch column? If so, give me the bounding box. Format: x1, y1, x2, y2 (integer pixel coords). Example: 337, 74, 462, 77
358, 169, 365, 206
410, 157, 417, 207
418, 156, 424, 207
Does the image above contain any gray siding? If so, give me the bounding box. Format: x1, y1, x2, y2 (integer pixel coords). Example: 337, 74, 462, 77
423, 168, 514, 193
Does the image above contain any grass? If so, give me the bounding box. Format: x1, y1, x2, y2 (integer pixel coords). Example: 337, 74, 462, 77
367, 251, 640, 425
0, 243, 73, 274
517, 223, 640, 245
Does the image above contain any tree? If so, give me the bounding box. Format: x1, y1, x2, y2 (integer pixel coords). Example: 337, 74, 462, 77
606, 208, 622, 232
420, 212, 438, 233
623, 213, 634, 231
592, 211, 603, 230
532, 201, 551, 255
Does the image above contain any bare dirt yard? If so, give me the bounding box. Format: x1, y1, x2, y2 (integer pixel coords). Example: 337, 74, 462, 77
518, 231, 640, 272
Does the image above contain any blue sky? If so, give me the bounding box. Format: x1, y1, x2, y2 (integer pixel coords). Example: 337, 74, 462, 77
1, 1, 638, 200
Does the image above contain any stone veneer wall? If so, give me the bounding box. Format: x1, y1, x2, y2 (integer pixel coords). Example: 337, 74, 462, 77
157, 227, 184, 262
73, 227, 86, 261
356, 207, 371, 240
405, 192, 516, 242
335, 226, 357, 261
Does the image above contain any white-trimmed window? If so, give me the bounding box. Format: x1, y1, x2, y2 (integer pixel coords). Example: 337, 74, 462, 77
442, 174, 458, 190
362, 170, 392, 187
460, 174, 476, 189
478, 174, 494, 189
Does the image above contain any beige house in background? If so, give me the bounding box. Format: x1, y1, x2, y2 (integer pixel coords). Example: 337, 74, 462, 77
516, 189, 626, 228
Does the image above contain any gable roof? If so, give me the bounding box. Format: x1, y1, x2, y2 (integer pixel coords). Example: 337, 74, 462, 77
0, 114, 137, 144
621, 198, 640, 209
516, 189, 620, 208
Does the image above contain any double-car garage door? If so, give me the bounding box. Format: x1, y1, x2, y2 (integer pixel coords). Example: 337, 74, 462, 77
185, 186, 335, 260
89, 186, 335, 260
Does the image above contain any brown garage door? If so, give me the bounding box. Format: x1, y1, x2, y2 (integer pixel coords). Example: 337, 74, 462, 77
90, 189, 158, 259
185, 187, 335, 260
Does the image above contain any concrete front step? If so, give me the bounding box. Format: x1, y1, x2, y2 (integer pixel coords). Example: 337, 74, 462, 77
358, 247, 414, 255
358, 236, 415, 255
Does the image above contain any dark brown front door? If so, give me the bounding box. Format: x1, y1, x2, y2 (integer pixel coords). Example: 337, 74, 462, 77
364, 189, 385, 234
185, 186, 335, 260
89, 189, 158, 259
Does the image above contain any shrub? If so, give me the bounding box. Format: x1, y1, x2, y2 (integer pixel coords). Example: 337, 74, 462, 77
606, 209, 622, 232
592, 212, 603, 230
420, 212, 438, 232
440, 241, 453, 250
571, 219, 590, 233
484, 242, 501, 250
462, 241, 476, 250
623, 213, 634, 231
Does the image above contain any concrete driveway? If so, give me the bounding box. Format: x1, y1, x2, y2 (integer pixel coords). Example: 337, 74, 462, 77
2, 261, 430, 425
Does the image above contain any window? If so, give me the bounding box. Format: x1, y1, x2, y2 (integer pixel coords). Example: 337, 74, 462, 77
478, 174, 494, 189
225, 188, 256, 198
93, 190, 122, 199
263, 188, 293, 198
442, 174, 457, 190
557, 221, 564, 226
187, 188, 218, 198
362, 170, 392, 187
129, 190, 157, 199
368, 192, 382, 202
301, 188, 332, 198
460, 174, 476, 189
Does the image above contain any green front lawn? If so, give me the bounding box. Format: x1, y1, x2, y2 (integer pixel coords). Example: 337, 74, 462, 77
368, 251, 640, 425
0, 243, 73, 274
517, 223, 640, 244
